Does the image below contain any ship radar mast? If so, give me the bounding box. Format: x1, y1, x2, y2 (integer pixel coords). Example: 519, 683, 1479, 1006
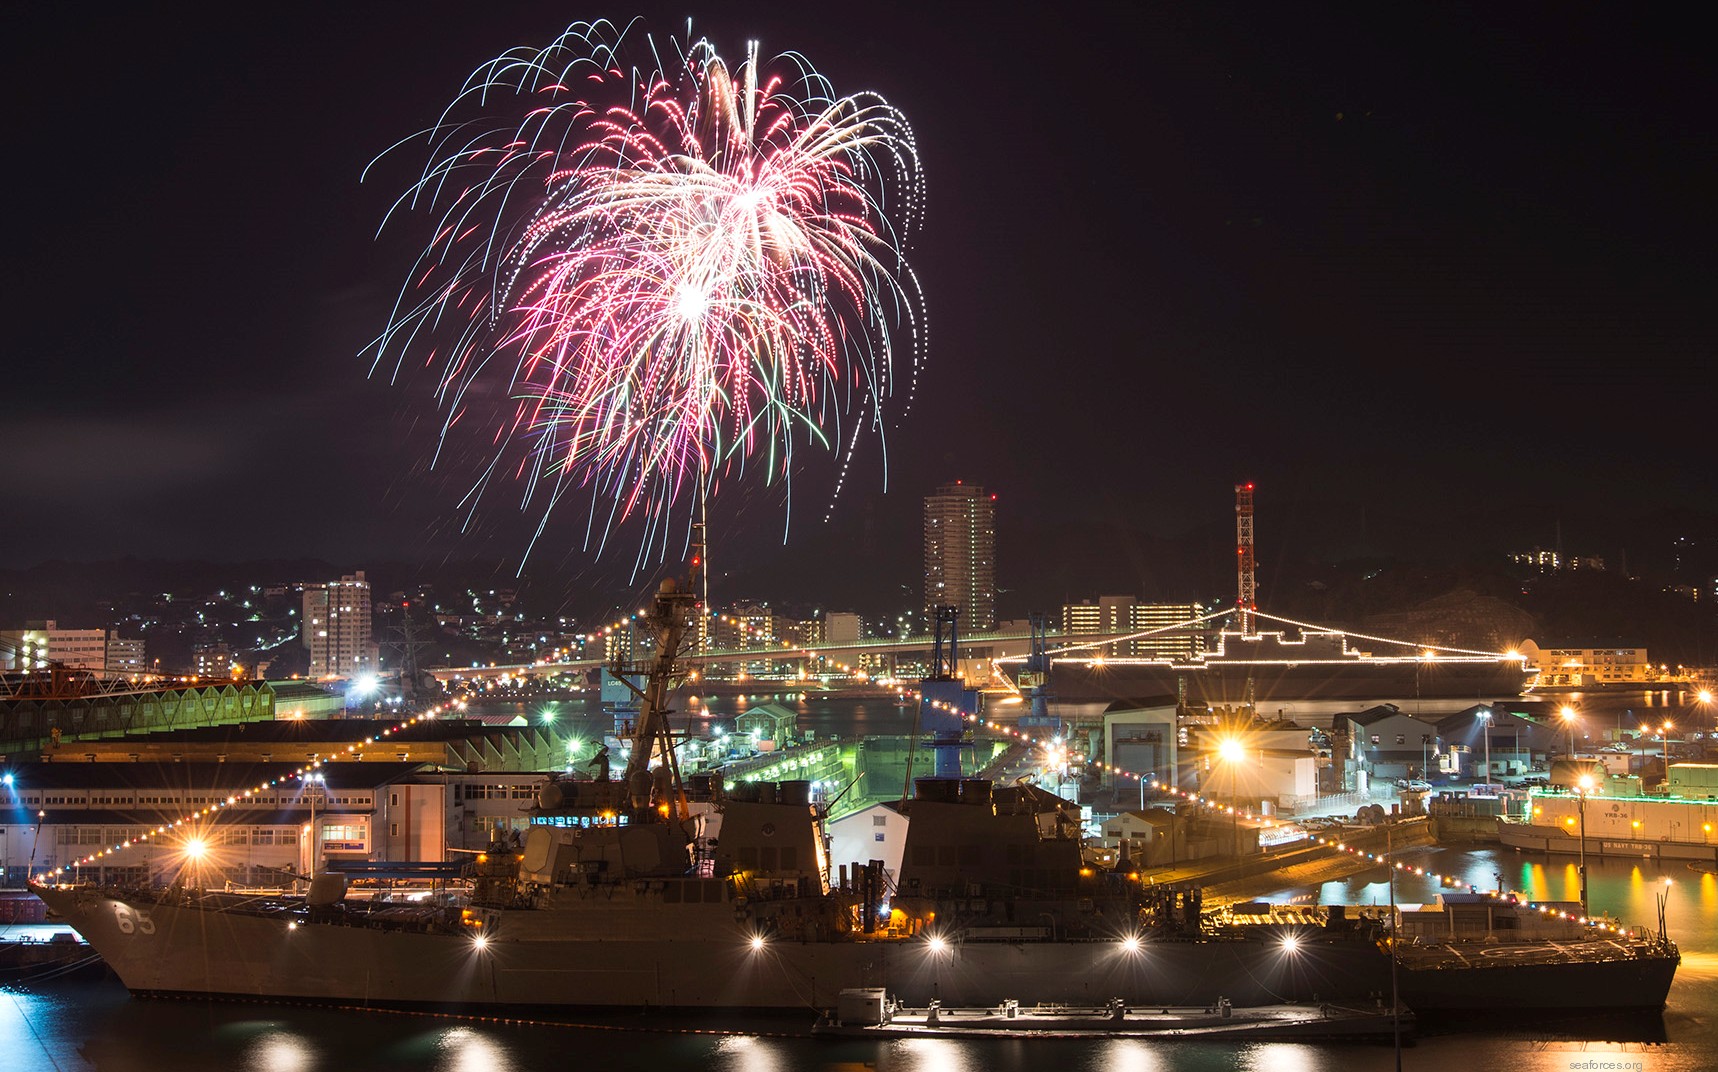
610, 530, 703, 822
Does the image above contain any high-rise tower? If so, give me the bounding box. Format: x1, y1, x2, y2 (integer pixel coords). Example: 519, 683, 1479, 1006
302, 571, 376, 679
923, 481, 996, 632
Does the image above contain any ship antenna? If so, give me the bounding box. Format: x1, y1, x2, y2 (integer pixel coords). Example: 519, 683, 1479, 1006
614, 550, 700, 823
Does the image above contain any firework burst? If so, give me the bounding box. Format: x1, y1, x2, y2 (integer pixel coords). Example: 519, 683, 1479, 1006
366, 20, 925, 566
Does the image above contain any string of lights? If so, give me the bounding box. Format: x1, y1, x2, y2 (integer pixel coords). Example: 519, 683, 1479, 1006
45, 704, 456, 878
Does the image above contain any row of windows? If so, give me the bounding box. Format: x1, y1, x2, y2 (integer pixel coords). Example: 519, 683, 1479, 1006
9, 792, 369, 805
55, 826, 303, 845
456, 785, 539, 800
1365, 734, 1433, 746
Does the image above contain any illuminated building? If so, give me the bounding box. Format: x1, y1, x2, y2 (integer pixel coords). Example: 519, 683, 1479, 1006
104, 630, 147, 676
923, 480, 995, 632
301, 571, 376, 679
0, 620, 108, 672
192, 642, 233, 680
1061, 597, 1206, 658
1517, 639, 1655, 687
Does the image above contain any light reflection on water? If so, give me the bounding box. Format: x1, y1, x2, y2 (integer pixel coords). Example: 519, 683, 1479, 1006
244, 1029, 317, 1072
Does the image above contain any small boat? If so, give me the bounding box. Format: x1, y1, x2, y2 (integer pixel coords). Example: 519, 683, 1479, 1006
1, 930, 106, 983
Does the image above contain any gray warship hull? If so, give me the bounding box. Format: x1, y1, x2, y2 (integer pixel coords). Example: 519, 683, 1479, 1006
35, 886, 1391, 1011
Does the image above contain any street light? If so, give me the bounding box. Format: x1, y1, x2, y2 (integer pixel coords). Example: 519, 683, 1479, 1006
303, 772, 326, 882
1574, 773, 1593, 918
1216, 737, 1246, 858
1477, 708, 1493, 785
180, 834, 211, 890
29, 809, 45, 884
1661, 721, 1674, 790
1559, 705, 1579, 758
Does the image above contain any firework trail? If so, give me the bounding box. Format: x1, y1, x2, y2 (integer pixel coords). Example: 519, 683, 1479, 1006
365, 19, 925, 568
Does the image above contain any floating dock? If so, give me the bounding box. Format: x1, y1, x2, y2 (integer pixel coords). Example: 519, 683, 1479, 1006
815, 991, 1413, 1041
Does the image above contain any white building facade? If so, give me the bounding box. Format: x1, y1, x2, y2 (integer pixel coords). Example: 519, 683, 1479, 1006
1, 621, 109, 672
302, 571, 376, 679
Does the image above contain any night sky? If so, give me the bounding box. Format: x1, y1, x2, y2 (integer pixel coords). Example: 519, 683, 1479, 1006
6, 4, 1713, 618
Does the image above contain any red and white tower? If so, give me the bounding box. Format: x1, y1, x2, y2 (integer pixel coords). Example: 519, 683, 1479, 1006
1235, 482, 1257, 634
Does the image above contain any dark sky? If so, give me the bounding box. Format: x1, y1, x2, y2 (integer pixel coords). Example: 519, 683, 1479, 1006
6, 3, 1714, 617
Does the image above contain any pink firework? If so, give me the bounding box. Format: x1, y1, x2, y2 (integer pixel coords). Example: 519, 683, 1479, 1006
367, 21, 925, 561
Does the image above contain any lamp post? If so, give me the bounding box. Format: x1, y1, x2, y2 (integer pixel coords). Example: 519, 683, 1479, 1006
1559, 705, 1578, 758
1, 773, 14, 884
29, 809, 45, 885
1661, 721, 1674, 790
1477, 708, 1493, 785
303, 771, 325, 882
1575, 773, 1592, 918
1217, 738, 1245, 858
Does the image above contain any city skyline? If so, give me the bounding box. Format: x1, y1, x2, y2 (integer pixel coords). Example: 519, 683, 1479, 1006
4, 4, 1713, 608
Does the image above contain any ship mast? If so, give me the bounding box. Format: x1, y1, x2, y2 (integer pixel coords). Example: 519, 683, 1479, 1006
614, 535, 703, 822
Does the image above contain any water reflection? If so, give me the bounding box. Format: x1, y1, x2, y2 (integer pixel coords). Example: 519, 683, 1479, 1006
1237, 1042, 1319, 1072
0, 990, 50, 1068
710, 1035, 790, 1072
435, 1026, 516, 1072
1094, 1037, 1173, 1072
890, 1037, 987, 1072
245, 1029, 317, 1072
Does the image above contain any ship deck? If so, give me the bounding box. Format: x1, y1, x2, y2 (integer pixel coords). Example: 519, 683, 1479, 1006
1398, 937, 1674, 971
